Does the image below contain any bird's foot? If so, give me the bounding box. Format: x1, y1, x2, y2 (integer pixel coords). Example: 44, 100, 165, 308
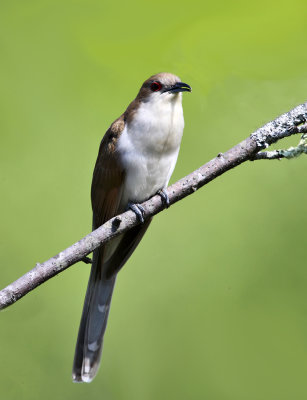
128, 202, 145, 223
157, 189, 170, 208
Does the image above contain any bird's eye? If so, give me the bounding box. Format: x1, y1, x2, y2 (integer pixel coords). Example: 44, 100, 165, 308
150, 81, 162, 92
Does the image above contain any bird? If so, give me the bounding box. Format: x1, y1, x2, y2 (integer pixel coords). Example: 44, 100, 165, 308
72, 72, 191, 383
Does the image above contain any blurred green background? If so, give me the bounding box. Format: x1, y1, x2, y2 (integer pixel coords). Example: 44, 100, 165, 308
1, 0, 307, 399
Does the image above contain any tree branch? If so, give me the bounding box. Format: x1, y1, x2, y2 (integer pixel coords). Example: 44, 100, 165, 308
1, 102, 307, 310
252, 131, 307, 160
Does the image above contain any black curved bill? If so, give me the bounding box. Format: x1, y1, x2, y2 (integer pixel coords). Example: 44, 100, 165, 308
164, 82, 192, 93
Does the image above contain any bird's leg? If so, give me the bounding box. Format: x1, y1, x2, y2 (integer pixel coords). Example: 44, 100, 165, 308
128, 202, 146, 223
157, 189, 170, 208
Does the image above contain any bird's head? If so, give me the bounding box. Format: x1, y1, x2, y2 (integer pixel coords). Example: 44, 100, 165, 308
137, 72, 191, 104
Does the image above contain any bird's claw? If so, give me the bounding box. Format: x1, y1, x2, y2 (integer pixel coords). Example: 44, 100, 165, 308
128, 202, 145, 223
157, 189, 170, 208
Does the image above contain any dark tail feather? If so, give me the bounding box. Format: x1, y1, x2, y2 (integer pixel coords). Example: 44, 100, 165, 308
72, 219, 152, 382
72, 252, 116, 383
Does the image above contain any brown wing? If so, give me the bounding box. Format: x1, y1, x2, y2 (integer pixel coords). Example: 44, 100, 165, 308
91, 117, 126, 230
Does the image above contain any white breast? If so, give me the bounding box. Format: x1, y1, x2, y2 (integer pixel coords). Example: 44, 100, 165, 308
118, 93, 184, 203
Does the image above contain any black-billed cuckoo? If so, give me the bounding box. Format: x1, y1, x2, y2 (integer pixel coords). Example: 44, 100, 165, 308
73, 72, 191, 382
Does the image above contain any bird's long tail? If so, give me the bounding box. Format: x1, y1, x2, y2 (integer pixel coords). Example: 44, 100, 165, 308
72, 250, 116, 383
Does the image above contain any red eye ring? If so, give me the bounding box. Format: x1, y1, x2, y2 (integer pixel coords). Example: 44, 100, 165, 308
150, 81, 162, 92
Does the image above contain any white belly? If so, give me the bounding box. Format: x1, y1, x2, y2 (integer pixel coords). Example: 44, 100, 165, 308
118, 94, 184, 203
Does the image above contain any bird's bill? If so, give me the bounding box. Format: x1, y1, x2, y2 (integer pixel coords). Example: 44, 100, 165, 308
164, 82, 192, 94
